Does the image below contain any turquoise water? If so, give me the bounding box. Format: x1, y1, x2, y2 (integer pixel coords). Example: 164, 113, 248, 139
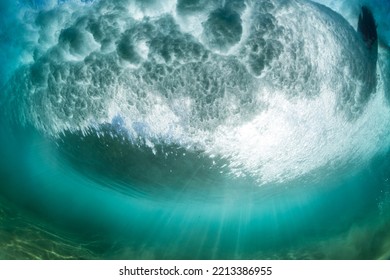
1, 0, 390, 259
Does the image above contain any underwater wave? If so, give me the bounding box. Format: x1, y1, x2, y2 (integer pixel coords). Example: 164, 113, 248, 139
1, 0, 390, 259
3, 0, 390, 184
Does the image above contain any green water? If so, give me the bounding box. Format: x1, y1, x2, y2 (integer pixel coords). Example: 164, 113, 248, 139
1, 0, 390, 259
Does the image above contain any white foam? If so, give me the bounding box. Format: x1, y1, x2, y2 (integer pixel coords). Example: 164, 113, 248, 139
313, 0, 390, 47
4, 0, 390, 185
209, 83, 390, 184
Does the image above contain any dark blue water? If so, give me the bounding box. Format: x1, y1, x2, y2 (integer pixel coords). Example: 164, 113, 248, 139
0, 0, 390, 259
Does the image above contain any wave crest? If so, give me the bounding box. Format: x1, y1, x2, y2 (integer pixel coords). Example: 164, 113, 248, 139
2, 0, 389, 184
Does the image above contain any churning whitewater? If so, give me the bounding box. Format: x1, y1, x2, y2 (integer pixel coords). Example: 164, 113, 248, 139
1, 0, 390, 260
2, 0, 389, 185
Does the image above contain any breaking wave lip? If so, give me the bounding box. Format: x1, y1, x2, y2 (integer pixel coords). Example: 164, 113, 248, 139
2, 0, 390, 187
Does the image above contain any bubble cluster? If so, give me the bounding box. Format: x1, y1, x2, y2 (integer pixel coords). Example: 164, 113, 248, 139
2, 0, 388, 184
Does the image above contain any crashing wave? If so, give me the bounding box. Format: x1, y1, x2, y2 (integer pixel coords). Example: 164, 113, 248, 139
1, 0, 389, 184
